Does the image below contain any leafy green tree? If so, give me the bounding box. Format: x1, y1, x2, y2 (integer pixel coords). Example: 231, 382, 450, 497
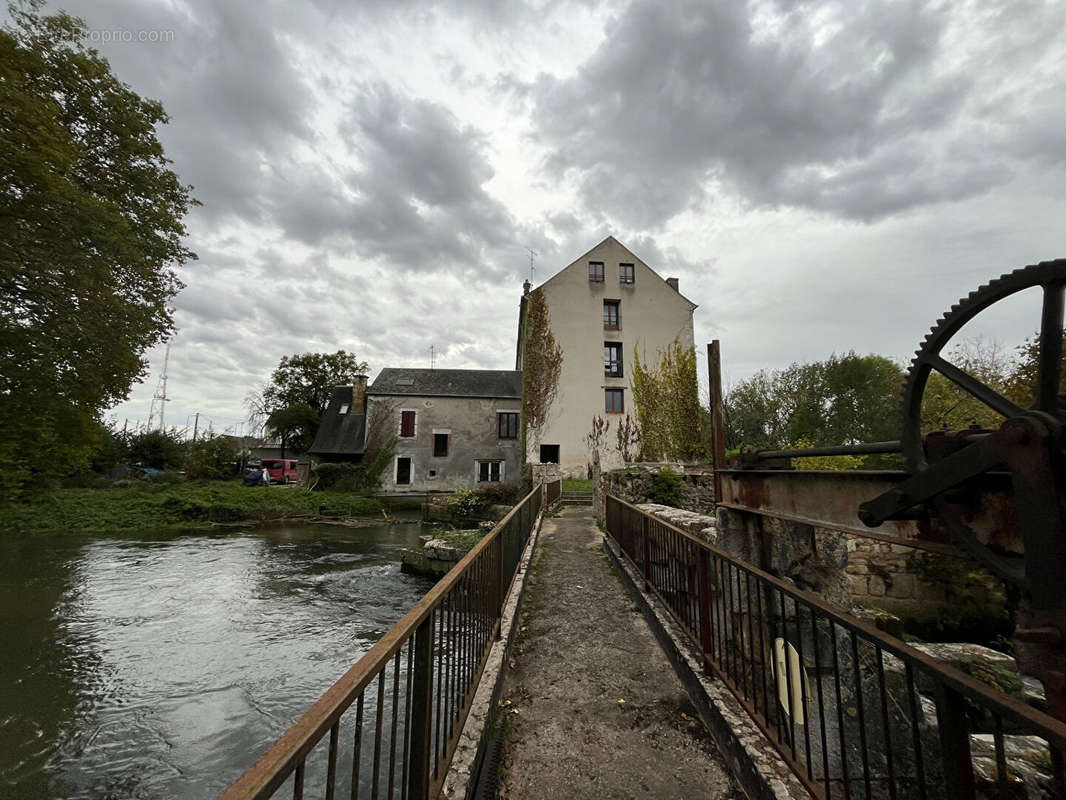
260, 351, 369, 455
920, 339, 1013, 433
725, 353, 905, 450
632, 338, 708, 461
0, 6, 196, 498
127, 429, 185, 470
185, 435, 240, 480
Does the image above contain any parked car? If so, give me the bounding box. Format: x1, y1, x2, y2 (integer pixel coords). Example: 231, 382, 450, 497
261, 458, 299, 484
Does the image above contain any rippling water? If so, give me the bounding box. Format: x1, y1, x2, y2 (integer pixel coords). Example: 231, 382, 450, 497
0, 522, 434, 800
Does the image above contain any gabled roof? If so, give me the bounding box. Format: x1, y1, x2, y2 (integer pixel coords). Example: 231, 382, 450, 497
535, 235, 698, 309
308, 386, 367, 456
369, 368, 522, 399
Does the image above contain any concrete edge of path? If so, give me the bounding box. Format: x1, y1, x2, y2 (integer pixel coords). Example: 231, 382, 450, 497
440, 502, 552, 798
603, 534, 810, 800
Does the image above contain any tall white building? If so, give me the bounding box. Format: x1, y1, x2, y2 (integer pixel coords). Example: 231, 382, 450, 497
516, 236, 697, 476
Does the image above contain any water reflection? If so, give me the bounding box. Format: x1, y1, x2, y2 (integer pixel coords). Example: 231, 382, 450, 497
0, 522, 433, 799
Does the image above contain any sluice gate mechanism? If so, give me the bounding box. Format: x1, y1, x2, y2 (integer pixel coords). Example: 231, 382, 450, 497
723, 259, 1066, 729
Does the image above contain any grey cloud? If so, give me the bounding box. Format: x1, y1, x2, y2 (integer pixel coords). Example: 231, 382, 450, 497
520, 0, 1066, 226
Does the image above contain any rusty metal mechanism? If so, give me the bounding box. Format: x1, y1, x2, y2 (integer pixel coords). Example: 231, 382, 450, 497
859, 259, 1066, 724
722, 260, 1066, 729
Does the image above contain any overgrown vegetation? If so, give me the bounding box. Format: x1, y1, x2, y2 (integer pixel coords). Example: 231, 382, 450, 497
447, 487, 490, 517
312, 436, 396, 492
0, 483, 383, 534
520, 289, 562, 453
632, 338, 709, 461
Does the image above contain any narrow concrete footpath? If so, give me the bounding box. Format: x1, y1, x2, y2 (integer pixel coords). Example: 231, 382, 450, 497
499, 507, 741, 799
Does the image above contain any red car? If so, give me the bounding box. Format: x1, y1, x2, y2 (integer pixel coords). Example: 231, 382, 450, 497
261, 459, 299, 484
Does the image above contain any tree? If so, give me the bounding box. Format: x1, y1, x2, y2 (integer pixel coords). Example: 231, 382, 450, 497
725, 353, 905, 451
520, 289, 562, 453
127, 429, 185, 471
0, 6, 196, 497
631, 338, 708, 461
260, 351, 368, 455
920, 338, 1013, 433
185, 434, 240, 480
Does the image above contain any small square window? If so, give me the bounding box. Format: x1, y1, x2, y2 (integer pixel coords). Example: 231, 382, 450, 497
477, 460, 502, 482
603, 300, 620, 330
400, 410, 416, 437
588, 261, 604, 282
498, 412, 518, 440
338, 403, 350, 415
619, 263, 634, 284
433, 433, 448, 457
604, 342, 623, 377
605, 388, 624, 413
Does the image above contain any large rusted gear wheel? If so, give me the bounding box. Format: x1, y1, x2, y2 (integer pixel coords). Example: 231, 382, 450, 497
901, 259, 1066, 473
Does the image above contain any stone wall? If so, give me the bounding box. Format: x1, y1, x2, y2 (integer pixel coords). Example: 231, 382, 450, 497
601, 463, 715, 513
531, 463, 561, 488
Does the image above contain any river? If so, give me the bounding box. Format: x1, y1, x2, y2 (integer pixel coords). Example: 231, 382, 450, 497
0, 520, 435, 799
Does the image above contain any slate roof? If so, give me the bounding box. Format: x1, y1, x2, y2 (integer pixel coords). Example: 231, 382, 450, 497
308, 386, 367, 456
370, 368, 522, 398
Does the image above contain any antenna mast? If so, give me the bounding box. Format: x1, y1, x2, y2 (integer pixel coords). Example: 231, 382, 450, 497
429, 345, 436, 370
148, 341, 172, 431
526, 247, 537, 282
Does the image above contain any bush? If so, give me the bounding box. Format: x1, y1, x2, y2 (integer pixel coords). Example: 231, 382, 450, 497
471, 482, 524, 505
448, 487, 489, 517
185, 435, 240, 480
647, 467, 684, 507
127, 429, 186, 470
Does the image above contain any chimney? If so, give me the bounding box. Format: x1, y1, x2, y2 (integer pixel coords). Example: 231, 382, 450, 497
351, 374, 368, 412
523, 279, 532, 296
666, 277, 679, 292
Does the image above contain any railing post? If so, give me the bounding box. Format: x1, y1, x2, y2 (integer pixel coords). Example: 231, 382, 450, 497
935, 684, 976, 798
641, 513, 651, 591
697, 548, 713, 654
407, 614, 435, 800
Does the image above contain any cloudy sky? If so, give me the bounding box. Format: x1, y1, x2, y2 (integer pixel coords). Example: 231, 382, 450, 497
36, 0, 1066, 436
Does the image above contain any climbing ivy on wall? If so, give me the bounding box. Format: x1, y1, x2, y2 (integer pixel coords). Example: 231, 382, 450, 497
631, 338, 709, 461
521, 289, 562, 451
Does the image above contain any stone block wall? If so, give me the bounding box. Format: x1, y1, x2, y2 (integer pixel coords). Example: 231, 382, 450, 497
601, 463, 715, 513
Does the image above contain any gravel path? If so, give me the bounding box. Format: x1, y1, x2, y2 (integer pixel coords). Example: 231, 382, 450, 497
499, 507, 740, 799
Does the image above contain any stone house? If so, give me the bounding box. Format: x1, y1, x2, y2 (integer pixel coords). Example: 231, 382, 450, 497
309, 368, 523, 494
515, 236, 698, 476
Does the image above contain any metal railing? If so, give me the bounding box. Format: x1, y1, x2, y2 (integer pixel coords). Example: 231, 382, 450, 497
219, 480, 556, 800
545, 478, 561, 506
605, 494, 1066, 799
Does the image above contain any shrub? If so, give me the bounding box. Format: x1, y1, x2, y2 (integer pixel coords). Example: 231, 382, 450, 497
471, 482, 524, 506
447, 487, 489, 517
127, 429, 186, 470
313, 462, 366, 492
185, 435, 240, 480
648, 467, 684, 507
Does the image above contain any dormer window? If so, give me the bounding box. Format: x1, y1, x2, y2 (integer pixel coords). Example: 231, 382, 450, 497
588, 261, 604, 282
339, 403, 350, 415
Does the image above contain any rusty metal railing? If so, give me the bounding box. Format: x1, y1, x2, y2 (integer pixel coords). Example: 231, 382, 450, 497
605, 494, 1066, 799
545, 478, 561, 506
219, 480, 557, 800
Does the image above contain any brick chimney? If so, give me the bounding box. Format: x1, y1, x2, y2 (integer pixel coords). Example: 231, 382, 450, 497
523, 279, 532, 296
351, 374, 368, 412
666, 277, 679, 292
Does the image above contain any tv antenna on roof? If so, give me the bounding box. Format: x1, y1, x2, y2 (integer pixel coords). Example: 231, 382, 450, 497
430, 344, 436, 370
526, 247, 537, 282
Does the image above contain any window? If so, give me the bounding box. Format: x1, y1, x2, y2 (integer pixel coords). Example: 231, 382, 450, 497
396, 457, 412, 485
603, 300, 620, 330
433, 433, 448, 457
588, 261, 604, 282
619, 263, 634, 284
604, 342, 623, 377
606, 388, 624, 413
498, 412, 519, 440
339, 403, 350, 415
400, 410, 416, 437
539, 444, 560, 463
477, 460, 502, 483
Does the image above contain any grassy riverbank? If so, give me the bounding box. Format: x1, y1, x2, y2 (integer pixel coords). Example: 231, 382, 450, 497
0, 483, 387, 534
